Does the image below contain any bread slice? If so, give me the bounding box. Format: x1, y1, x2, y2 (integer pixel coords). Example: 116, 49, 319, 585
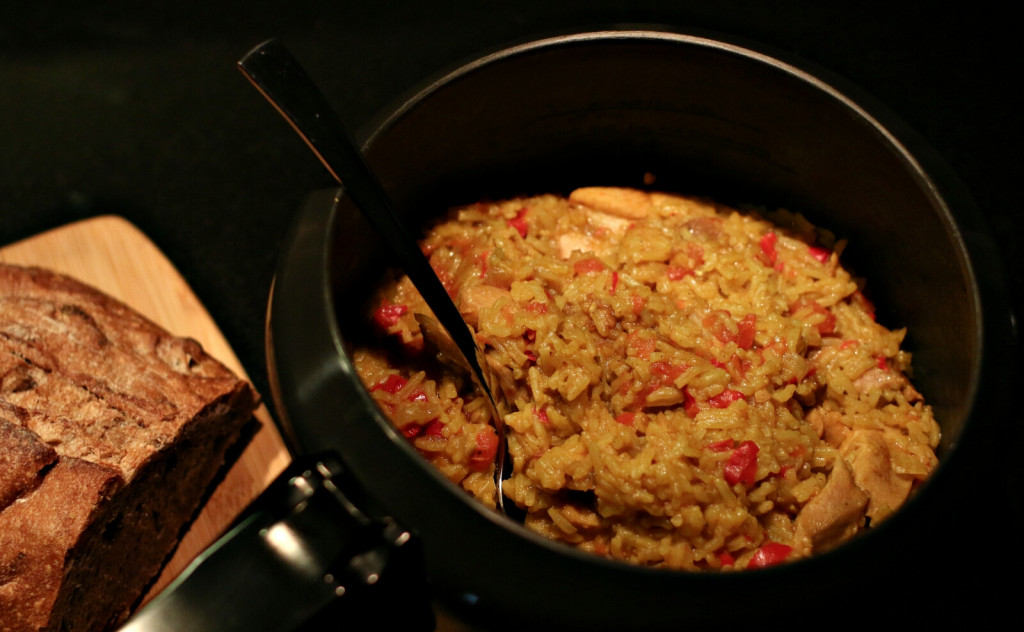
0, 264, 258, 631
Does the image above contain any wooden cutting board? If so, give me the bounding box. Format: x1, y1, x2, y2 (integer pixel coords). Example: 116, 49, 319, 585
0, 215, 292, 602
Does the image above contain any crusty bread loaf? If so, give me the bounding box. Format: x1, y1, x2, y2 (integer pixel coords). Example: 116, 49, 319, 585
0, 264, 258, 631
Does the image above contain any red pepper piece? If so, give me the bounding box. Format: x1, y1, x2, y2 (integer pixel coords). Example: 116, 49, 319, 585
718, 551, 736, 567
373, 300, 407, 329
508, 207, 529, 238
748, 542, 792, 569
635, 362, 688, 409
703, 309, 736, 345
630, 294, 647, 316
759, 232, 778, 265
400, 423, 422, 439
423, 419, 445, 438
615, 412, 636, 426
535, 407, 550, 425
372, 374, 408, 394
469, 430, 500, 471
790, 299, 836, 335
610, 271, 619, 293
666, 265, 692, 281
735, 314, 757, 350
808, 246, 830, 263
723, 440, 759, 486
684, 387, 699, 418
371, 375, 433, 406
650, 361, 687, 382
573, 257, 606, 275
708, 389, 745, 409
627, 332, 656, 359
877, 355, 888, 371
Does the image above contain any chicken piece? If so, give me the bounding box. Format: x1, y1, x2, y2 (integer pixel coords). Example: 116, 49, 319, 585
806, 407, 850, 448
854, 366, 923, 403
854, 366, 902, 392
554, 502, 603, 531
839, 428, 913, 522
556, 211, 633, 259
569, 187, 652, 219
458, 284, 512, 329
683, 216, 724, 241
793, 457, 868, 552
587, 209, 633, 234
556, 202, 635, 260
558, 232, 604, 259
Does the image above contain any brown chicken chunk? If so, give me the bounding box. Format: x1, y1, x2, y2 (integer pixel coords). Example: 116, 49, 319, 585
840, 429, 913, 522
794, 458, 868, 552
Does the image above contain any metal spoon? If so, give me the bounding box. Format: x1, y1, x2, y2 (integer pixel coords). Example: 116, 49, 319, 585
237, 39, 511, 512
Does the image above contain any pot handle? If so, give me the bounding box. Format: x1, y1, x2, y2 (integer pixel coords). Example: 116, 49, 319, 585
120, 452, 435, 631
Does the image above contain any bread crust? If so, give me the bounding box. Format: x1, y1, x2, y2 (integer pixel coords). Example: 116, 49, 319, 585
0, 264, 257, 631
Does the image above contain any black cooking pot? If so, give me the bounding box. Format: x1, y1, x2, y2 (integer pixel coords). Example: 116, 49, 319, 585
126, 29, 1014, 631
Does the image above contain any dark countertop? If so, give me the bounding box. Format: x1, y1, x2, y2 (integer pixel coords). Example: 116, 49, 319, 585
2, 1, 1021, 626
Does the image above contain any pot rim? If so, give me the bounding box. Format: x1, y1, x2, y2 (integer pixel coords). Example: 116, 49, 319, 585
269, 27, 1016, 629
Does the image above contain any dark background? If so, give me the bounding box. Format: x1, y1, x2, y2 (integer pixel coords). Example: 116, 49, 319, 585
2, 1, 1020, 624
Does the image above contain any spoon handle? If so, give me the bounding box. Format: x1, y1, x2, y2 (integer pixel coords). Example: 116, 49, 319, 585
237, 40, 467, 357
237, 39, 510, 506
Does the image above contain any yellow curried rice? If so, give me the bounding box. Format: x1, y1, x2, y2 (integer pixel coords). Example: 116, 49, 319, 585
353, 187, 939, 571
